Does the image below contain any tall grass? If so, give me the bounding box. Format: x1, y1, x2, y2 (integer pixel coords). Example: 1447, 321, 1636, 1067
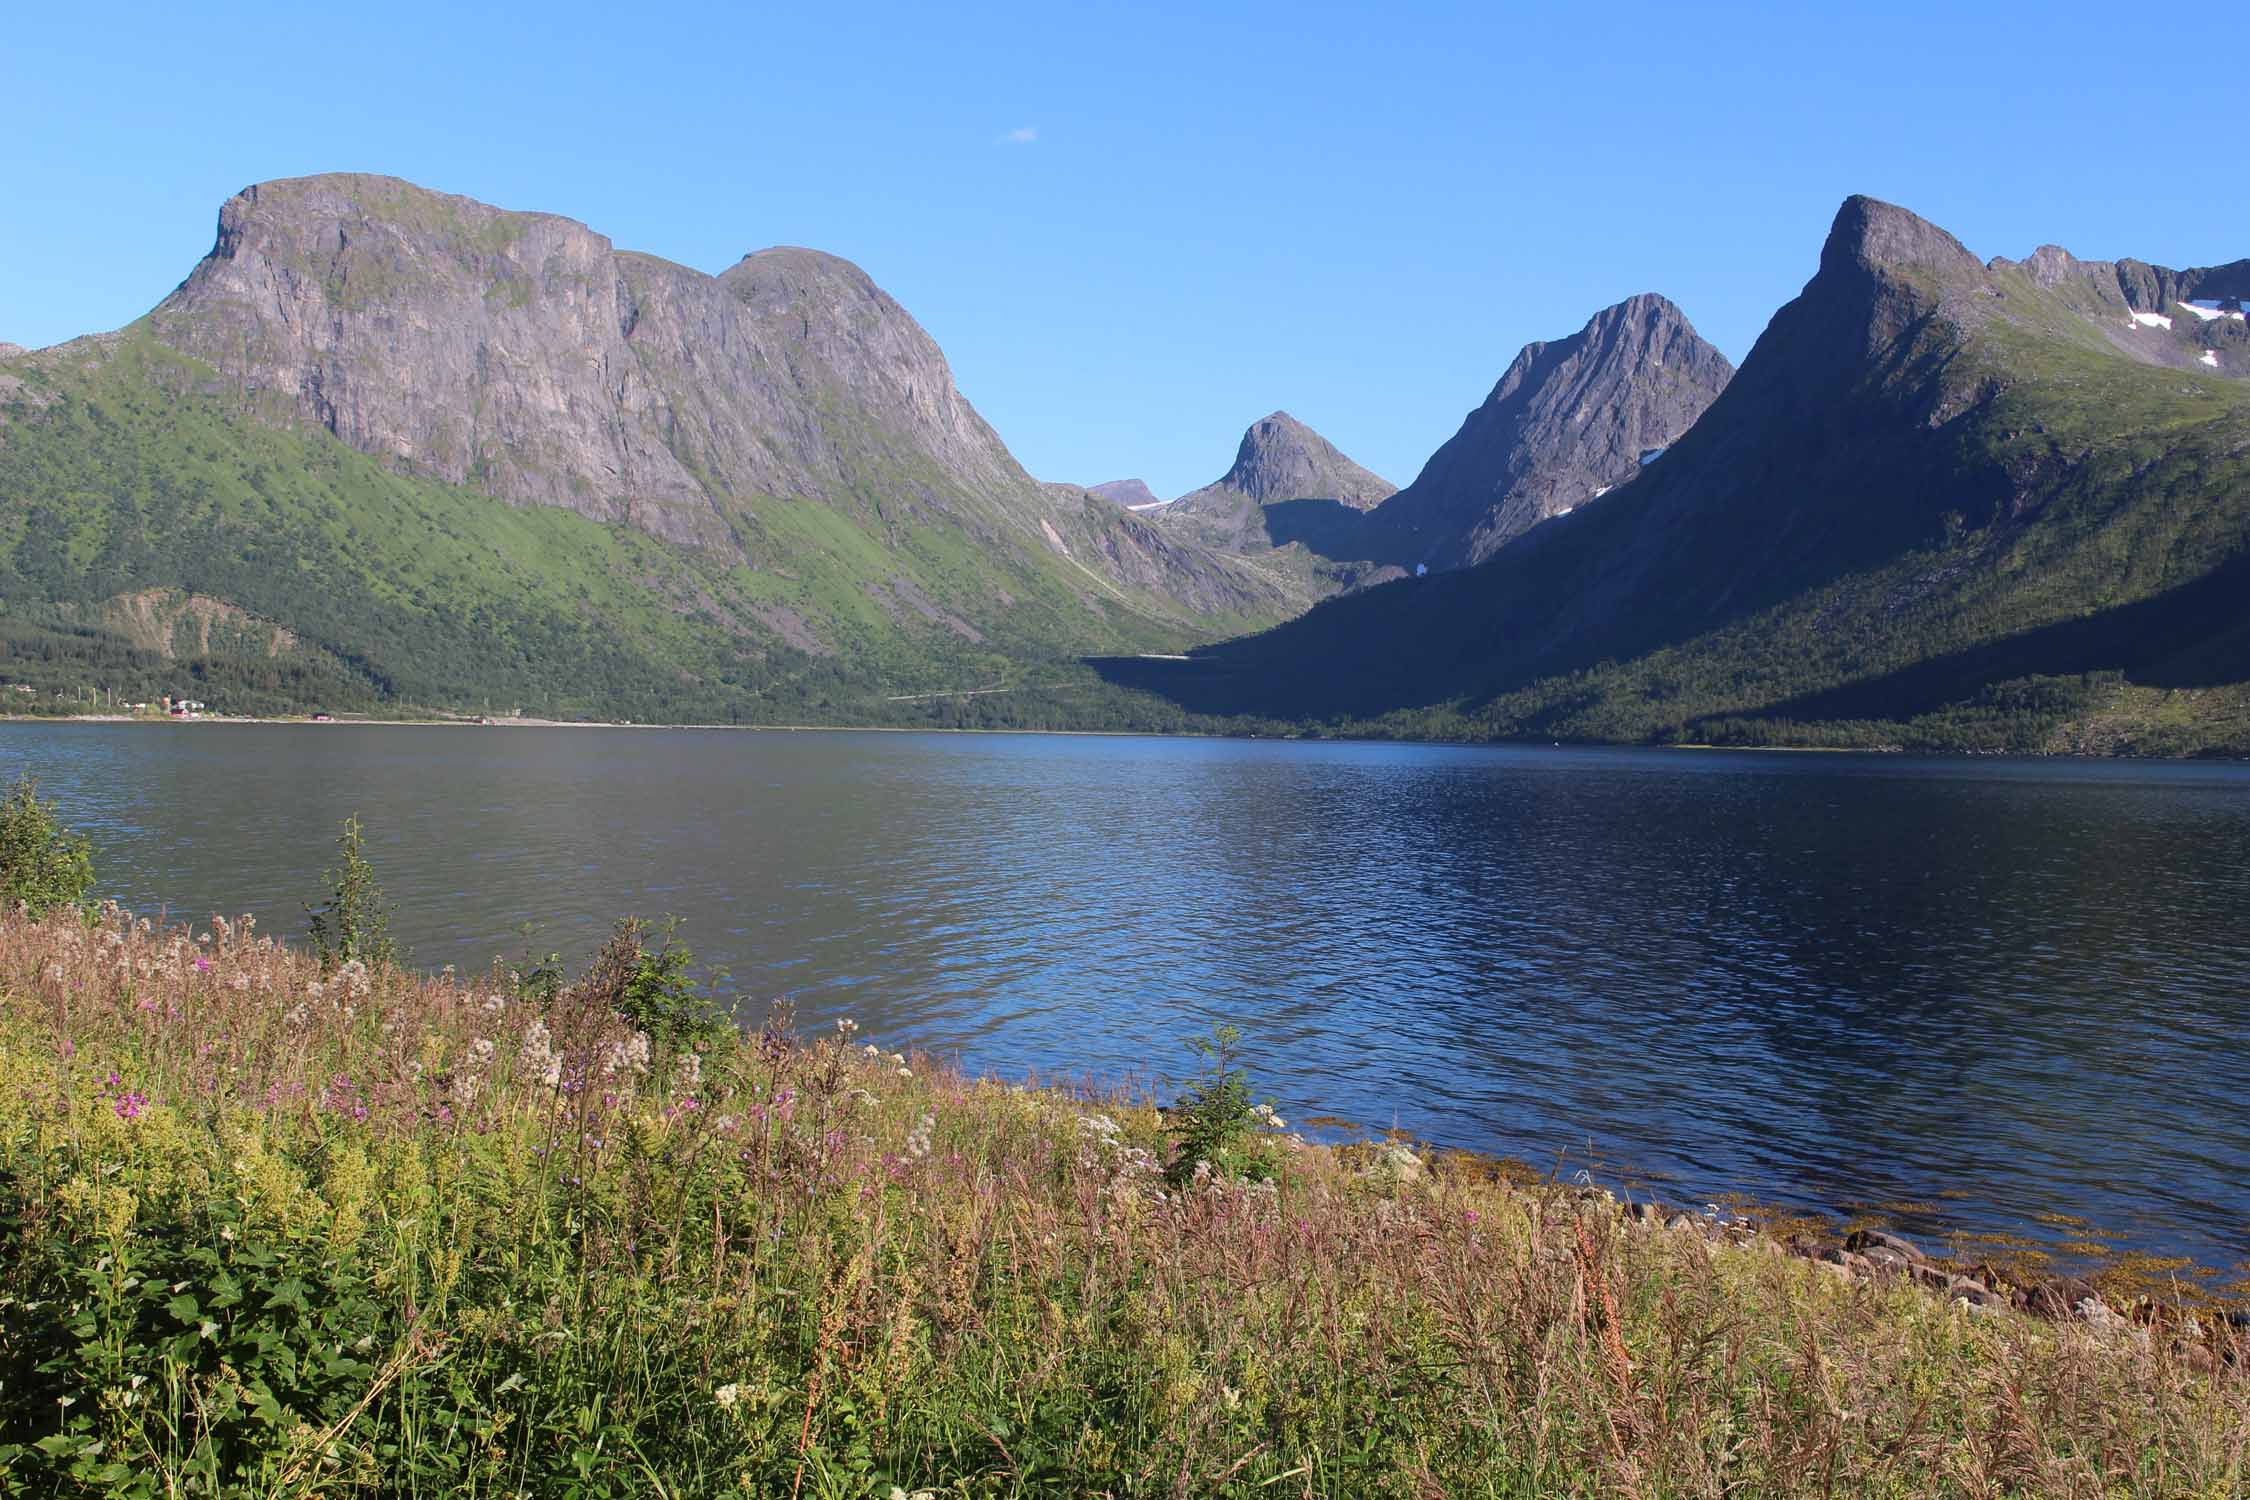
0, 905, 2241, 1497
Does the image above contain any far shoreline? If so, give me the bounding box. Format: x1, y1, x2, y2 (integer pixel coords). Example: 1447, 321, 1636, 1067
4, 712, 2247, 765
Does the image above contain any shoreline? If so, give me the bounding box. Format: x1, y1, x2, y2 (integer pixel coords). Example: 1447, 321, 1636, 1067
6, 712, 2244, 764
0, 904, 2240, 1490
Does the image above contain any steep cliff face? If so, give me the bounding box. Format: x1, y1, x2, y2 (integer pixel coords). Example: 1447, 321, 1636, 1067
143, 174, 1064, 552
1158, 411, 1394, 553
1360, 295, 1733, 569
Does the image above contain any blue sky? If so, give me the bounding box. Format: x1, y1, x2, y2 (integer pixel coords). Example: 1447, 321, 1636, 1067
5, 1, 2244, 498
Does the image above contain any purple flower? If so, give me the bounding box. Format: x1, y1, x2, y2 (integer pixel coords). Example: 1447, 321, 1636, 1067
113, 1091, 147, 1121
192, 957, 211, 974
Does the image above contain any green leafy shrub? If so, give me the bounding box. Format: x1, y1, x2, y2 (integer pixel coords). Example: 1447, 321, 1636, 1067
304, 814, 397, 973
1164, 1024, 1281, 1186
0, 1191, 402, 1497
0, 777, 94, 919
572, 916, 729, 1057
507, 922, 567, 1005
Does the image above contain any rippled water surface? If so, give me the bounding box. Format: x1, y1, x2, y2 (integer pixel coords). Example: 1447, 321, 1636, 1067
6, 723, 2248, 1271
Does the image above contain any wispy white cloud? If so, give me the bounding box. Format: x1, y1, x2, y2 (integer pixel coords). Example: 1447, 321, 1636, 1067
997, 126, 1039, 146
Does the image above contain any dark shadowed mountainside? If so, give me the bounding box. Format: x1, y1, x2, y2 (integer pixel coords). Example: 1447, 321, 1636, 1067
1103, 196, 2250, 756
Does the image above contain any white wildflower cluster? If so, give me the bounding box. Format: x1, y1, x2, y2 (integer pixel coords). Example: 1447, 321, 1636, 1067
469, 1037, 497, 1066
858, 1039, 912, 1078
481, 992, 507, 1015
713, 1382, 741, 1411
905, 1111, 936, 1160
212, 915, 234, 946
601, 1030, 652, 1078
521, 1018, 563, 1088
677, 1050, 701, 1091
451, 1071, 482, 1110
1073, 1111, 1161, 1189
302, 957, 373, 1018
1252, 1102, 1287, 1130
834, 1017, 860, 1040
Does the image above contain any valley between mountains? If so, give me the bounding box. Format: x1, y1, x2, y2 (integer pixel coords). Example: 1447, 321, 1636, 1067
3, 177, 2247, 753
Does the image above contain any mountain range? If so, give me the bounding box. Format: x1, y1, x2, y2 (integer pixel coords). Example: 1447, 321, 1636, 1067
1106, 196, 2250, 754
4, 177, 2246, 753
0, 175, 1318, 724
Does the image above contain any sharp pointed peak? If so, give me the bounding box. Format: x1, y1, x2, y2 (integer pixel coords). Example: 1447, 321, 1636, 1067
1819, 194, 1983, 283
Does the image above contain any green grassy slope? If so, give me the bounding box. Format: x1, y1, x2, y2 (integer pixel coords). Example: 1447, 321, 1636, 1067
0, 333, 1268, 724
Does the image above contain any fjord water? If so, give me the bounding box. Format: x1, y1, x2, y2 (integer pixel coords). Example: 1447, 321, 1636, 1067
7, 723, 2247, 1272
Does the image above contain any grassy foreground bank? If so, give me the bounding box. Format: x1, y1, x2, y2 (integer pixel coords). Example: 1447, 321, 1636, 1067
0, 908, 2243, 1497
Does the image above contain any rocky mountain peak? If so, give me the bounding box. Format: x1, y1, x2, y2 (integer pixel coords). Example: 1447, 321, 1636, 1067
2018, 244, 2089, 287
141, 174, 1050, 549
1088, 479, 1164, 509
1354, 293, 1733, 569
1818, 195, 1985, 287
1155, 412, 1394, 554
1217, 412, 1393, 508
719, 245, 881, 301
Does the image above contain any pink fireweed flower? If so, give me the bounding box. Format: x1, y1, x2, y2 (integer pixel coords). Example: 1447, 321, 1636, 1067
113, 1091, 147, 1121
192, 957, 211, 974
